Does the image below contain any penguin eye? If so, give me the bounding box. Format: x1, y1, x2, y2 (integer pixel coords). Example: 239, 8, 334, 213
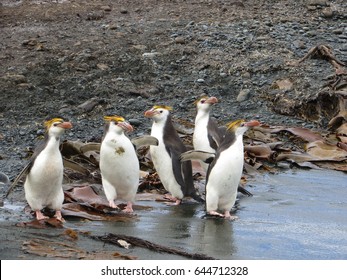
201, 100, 206, 104
159, 110, 163, 113
53, 123, 58, 127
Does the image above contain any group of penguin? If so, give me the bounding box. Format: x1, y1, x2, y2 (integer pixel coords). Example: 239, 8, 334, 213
22, 96, 260, 221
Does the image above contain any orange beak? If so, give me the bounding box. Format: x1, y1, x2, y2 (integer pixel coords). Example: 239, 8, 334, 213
144, 109, 156, 118
57, 122, 73, 129
244, 120, 261, 127
117, 122, 134, 132
206, 96, 218, 104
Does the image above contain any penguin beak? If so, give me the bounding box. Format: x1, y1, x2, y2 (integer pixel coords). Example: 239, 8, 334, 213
244, 120, 260, 127
57, 122, 73, 129
118, 121, 134, 132
144, 109, 157, 118
206, 96, 218, 104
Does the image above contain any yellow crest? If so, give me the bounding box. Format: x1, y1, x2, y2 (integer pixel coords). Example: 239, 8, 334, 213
226, 119, 245, 131
103, 115, 125, 123
193, 96, 209, 105
153, 105, 173, 111
44, 118, 64, 130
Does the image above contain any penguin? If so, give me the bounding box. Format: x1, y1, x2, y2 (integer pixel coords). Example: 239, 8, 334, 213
193, 96, 253, 197
193, 96, 223, 172
24, 117, 72, 221
181, 119, 260, 219
99, 115, 158, 213
144, 105, 203, 204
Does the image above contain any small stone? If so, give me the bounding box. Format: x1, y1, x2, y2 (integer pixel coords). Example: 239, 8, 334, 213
332, 28, 343, 35
3, 74, 27, 84
293, 40, 306, 49
322, 7, 334, 18
101, 5, 111, 12
125, 98, 135, 105
237, 89, 251, 102
196, 78, 205, 83
174, 37, 186, 44
97, 63, 109, 71
142, 52, 160, 58
120, 8, 128, 14
128, 119, 142, 126
78, 98, 99, 112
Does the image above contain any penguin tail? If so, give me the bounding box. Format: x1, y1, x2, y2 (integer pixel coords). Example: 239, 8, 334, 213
190, 191, 205, 203
237, 186, 253, 197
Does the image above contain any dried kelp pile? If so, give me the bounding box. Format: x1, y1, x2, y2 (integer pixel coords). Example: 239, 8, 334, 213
270, 44, 346, 129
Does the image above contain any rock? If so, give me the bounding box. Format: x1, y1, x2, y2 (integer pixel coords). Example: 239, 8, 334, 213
77, 98, 99, 113
128, 119, 142, 126
275, 79, 294, 91
174, 37, 186, 44
120, 8, 128, 14
2, 74, 27, 84
293, 40, 306, 49
237, 89, 251, 102
196, 78, 205, 83
101, 5, 112, 12
142, 52, 161, 58
322, 7, 334, 18
332, 28, 343, 34
97, 63, 109, 70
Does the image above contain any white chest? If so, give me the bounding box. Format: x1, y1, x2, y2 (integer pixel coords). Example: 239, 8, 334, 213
207, 138, 244, 193
193, 114, 214, 153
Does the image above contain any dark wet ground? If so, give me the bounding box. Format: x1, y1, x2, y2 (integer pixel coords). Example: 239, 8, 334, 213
1, 169, 346, 260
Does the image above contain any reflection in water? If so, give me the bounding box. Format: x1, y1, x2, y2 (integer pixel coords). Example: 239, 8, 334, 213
197, 218, 236, 259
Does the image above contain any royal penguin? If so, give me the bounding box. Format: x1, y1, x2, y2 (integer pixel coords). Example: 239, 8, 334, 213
23, 118, 72, 221
99, 115, 140, 213
181, 119, 260, 219
193, 96, 223, 172
144, 105, 203, 204
192, 96, 253, 197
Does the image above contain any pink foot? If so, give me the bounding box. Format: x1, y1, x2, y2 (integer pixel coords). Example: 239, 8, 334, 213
54, 210, 65, 222
208, 210, 225, 218
109, 200, 120, 209
224, 211, 238, 220
163, 194, 181, 205
122, 202, 134, 213
35, 210, 49, 220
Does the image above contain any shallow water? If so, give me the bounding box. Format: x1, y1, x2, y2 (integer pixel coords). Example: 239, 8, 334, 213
1, 169, 346, 260
70, 169, 347, 260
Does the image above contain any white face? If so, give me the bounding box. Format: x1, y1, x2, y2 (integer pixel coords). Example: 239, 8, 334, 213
196, 96, 218, 113
48, 121, 70, 137
235, 124, 249, 138
109, 121, 133, 134
145, 107, 170, 124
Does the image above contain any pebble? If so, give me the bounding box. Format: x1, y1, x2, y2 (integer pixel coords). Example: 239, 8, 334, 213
196, 78, 205, 83
100, 5, 112, 12
2, 74, 27, 84
174, 37, 186, 44
332, 28, 343, 34
128, 119, 142, 126
293, 40, 306, 49
322, 8, 334, 18
237, 89, 251, 102
142, 52, 160, 58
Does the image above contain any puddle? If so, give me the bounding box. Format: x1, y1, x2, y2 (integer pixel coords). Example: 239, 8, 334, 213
70, 169, 347, 260
0, 169, 346, 259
